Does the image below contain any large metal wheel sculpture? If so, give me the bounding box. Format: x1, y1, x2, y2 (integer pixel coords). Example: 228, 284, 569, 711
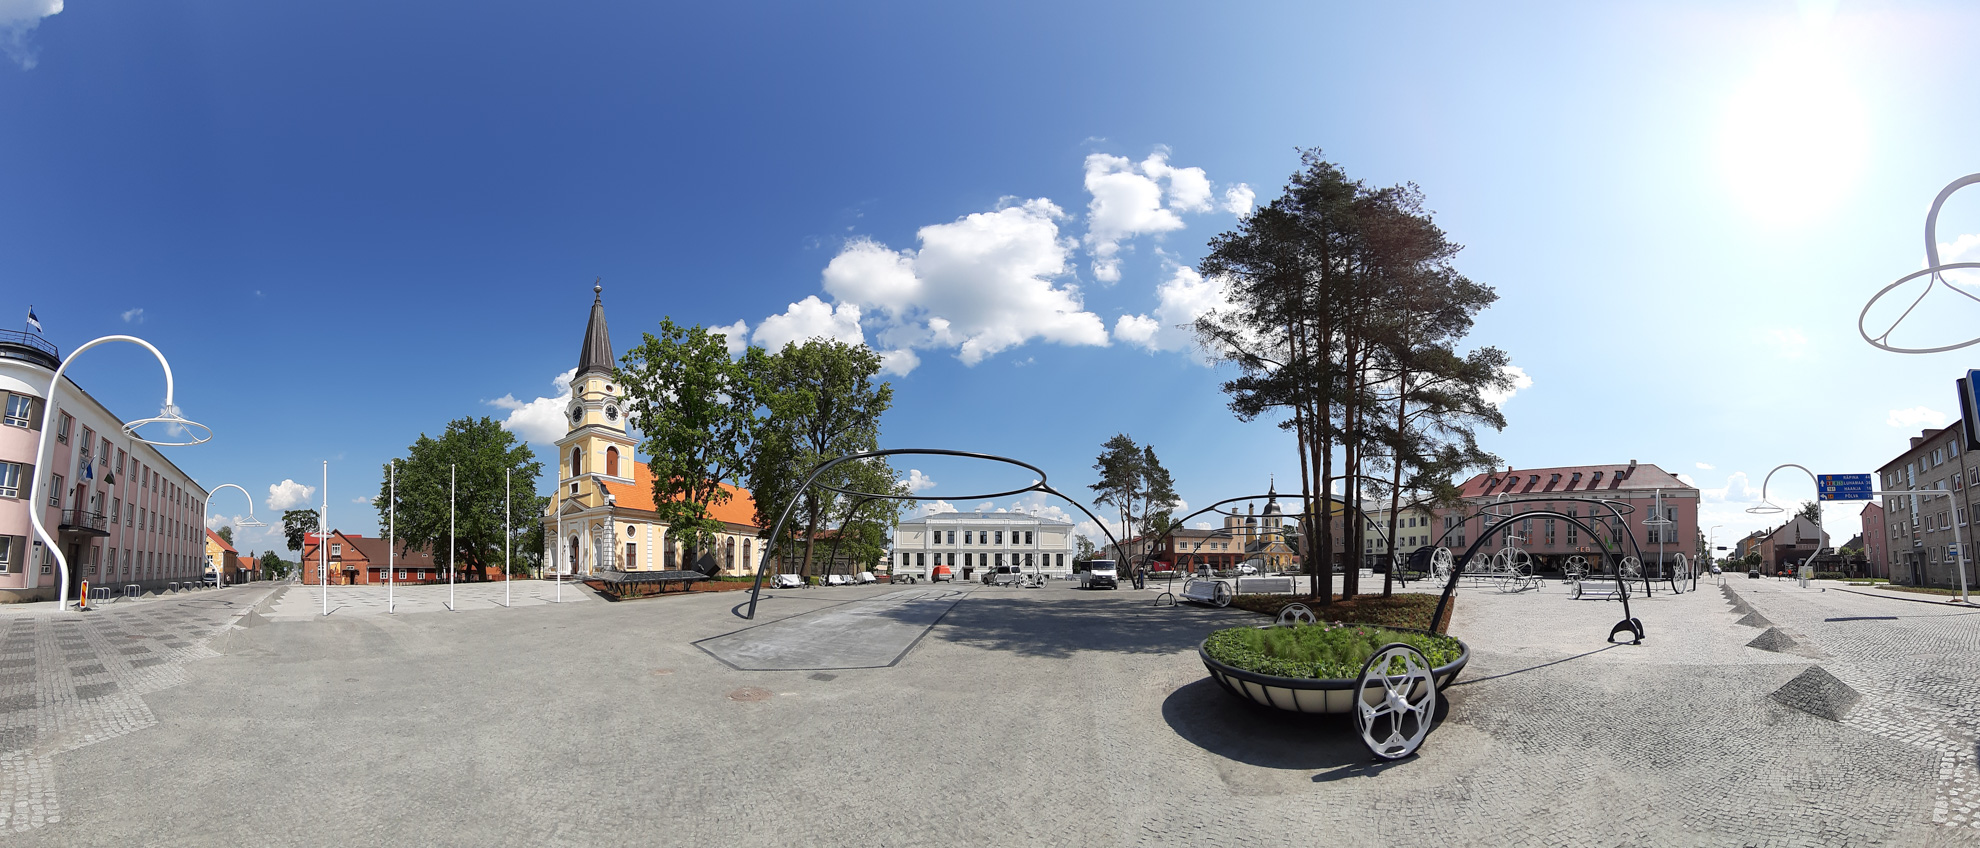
1430, 547, 1453, 580
1494, 548, 1534, 593
1619, 556, 1642, 580
1276, 603, 1317, 626
1354, 643, 1438, 760
1212, 581, 1233, 608
1666, 554, 1690, 594
1565, 555, 1588, 582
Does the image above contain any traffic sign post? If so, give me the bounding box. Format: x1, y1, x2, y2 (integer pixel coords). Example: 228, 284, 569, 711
1817, 473, 1873, 501
1961, 371, 1980, 451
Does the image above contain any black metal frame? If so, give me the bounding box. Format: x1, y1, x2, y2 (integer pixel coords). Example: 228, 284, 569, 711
741, 448, 1125, 619
1427, 508, 1644, 644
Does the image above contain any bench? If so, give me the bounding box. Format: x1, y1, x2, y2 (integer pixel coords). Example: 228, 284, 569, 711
1570, 578, 1627, 600
1179, 578, 1232, 608
591, 569, 714, 599
1234, 576, 1295, 595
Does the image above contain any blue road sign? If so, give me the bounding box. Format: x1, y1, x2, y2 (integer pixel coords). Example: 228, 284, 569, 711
1817, 473, 1872, 501
1962, 370, 1980, 451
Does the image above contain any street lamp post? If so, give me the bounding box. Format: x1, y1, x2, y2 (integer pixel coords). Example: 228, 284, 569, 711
1748, 464, 1827, 588
320, 461, 329, 616
205, 484, 266, 586
388, 461, 396, 614
448, 463, 456, 612
504, 468, 511, 609
25, 335, 211, 611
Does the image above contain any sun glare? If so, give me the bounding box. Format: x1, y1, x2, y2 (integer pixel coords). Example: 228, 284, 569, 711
1719, 35, 1868, 226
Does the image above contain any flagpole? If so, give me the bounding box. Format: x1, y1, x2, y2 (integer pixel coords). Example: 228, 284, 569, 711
388, 461, 395, 614
448, 463, 456, 612
320, 461, 328, 617
505, 468, 511, 608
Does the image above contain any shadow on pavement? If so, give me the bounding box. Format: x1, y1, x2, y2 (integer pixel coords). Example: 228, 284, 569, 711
899, 591, 1252, 659
1160, 678, 1378, 772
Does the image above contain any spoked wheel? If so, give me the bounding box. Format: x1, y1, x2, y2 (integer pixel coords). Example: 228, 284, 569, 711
1667, 554, 1690, 594
1431, 547, 1453, 580
1211, 581, 1233, 608
1354, 643, 1439, 760
1277, 603, 1317, 626
1619, 557, 1642, 580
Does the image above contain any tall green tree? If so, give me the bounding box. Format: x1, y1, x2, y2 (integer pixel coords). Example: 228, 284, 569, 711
215, 526, 234, 546
1089, 435, 1180, 561
281, 509, 319, 554
259, 550, 293, 580
1796, 500, 1821, 524
375, 417, 546, 581
745, 338, 894, 578
619, 318, 761, 562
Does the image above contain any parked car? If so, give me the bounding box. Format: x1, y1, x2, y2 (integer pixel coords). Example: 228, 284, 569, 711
985, 565, 1023, 586
1235, 563, 1259, 576
932, 565, 955, 582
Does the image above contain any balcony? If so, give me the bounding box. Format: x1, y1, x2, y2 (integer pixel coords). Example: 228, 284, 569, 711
0, 329, 59, 371
59, 509, 110, 536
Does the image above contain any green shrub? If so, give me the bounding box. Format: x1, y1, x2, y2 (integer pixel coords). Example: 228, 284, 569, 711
1204, 623, 1463, 679
1813, 572, 1847, 581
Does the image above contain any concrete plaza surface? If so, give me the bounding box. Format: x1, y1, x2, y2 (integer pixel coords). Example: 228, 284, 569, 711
0, 576, 1975, 846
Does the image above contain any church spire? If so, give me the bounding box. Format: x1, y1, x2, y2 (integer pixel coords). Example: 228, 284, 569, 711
576, 281, 614, 378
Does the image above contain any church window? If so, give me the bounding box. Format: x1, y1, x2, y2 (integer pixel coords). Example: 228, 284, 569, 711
571, 447, 583, 476
606, 447, 619, 477
626, 543, 636, 568
743, 539, 751, 568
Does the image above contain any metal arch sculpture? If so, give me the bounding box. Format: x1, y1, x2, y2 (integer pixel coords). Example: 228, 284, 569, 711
1860, 173, 1980, 353
1425, 503, 1647, 645
740, 448, 1126, 619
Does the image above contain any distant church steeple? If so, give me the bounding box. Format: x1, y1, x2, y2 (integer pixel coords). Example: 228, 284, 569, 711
576, 281, 614, 379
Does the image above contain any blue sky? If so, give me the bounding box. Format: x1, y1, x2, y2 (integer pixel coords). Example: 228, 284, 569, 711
4, 0, 1979, 557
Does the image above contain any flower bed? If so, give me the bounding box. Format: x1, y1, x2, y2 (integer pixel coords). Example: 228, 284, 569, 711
1198, 622, 1468, 715
1228, 592, 1452, 631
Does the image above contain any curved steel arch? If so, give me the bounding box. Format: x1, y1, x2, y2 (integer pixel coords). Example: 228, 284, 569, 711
1428, 508, 1644, 644
1424, 496, 1650, 591
741, 448, 1125, 619
1860, 174, 1980, 354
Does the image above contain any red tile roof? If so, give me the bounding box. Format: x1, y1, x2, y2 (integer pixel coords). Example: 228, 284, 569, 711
204, 527, 237, 554
1456, 463, 1692, 499
600, 463, 760, 528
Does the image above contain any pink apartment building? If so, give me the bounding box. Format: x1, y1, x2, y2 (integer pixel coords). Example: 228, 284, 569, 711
0, 327, 210, 602
1438, 461, 1699, 574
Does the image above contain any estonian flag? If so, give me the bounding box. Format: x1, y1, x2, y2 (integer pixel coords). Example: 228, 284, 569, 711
26, 308, 40, 333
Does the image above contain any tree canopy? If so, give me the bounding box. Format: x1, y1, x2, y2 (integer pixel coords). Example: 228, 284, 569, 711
619, 318, 760, 559
375, 416, 546, 580
1090, 434, 1179, 557
281, 509, 319, 554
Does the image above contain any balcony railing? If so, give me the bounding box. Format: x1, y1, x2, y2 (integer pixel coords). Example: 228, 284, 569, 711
59, 508, 109, 534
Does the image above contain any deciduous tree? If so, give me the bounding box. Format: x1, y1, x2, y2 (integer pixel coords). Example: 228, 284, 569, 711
619, 318, 760, 563
281, 509, 319, 554
375, 417, 546, 581
745, 338, 894, 578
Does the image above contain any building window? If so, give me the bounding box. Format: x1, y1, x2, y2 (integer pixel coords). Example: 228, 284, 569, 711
947, 531, 955, 545
995, 531, 1003, 545
55, 412, 71, 444
606, 447, 619, 477
0, 537, 10, 573
1025, 531, 1034, 545
626, 542, 636, 568
1056, 554, 1065, 568
331, 543, 342, 557
964, 531, 973, 545
916, 553, 925, 567
964, 553, 972, 567
0, 462, 21, 499
49, 474, 62, 506
571, 447, 583, 476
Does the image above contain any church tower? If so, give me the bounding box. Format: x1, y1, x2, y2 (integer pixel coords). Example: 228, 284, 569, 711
547, 285, 639, 574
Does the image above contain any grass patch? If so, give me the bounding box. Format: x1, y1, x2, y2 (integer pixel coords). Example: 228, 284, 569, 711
1877, 585, 1974, 597
1204, 624, 1463, 679
1229, 592, 1451, 632
1845, 579, 1889, 586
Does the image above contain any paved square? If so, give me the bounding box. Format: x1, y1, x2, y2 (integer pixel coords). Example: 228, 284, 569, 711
0, 576, 1973, 846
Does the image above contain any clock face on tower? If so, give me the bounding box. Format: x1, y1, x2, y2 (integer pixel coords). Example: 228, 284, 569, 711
606, 405, 619, 422
570, 406, 584, 424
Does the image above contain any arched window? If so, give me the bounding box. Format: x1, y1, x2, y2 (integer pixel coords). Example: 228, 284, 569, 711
725, 537, 736, 568
606, 447, 619, 477
568, 536, 580, 573
743, 539, 752, 570
571, 447, 583, 476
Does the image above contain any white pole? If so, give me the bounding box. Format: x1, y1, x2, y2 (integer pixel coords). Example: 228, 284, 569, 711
505, 468, 511, 608
556, 507, 563, 604
320, 461, 328, 617
449, 463, 456, 612
388, 461, 395, 614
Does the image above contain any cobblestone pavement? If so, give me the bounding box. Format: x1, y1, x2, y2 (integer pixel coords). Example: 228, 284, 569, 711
0, 577, 1974, 846
260, 578, 594, 620
0, 584, 277, 832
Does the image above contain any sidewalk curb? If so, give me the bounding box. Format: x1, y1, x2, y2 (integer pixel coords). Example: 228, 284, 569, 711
1827, 585, 1977, 608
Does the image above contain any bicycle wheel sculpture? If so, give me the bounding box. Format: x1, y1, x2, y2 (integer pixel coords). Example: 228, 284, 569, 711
1354, 643, 1438, 760
1667, 554, 1690, 594
1276, 603, 1317, 626
1565, 555, 1589, 582
1619, 556, 1642, 580
1497, 548, 1535, 593
1431, 547, 1454, 580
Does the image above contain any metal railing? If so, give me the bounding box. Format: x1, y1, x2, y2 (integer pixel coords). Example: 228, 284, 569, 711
60, 508, 108, 532
0, 329, 58, 360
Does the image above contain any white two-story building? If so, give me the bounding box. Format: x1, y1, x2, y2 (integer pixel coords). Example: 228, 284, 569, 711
891, 510, 1076, 582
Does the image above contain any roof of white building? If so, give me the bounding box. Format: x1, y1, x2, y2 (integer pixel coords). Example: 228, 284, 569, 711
898, 510, 1072, 526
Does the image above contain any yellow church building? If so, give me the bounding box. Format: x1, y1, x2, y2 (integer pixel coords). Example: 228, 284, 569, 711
543, 286, 764, 578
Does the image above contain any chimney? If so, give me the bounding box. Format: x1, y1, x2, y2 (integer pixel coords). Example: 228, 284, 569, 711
1911, 436, 1926, 449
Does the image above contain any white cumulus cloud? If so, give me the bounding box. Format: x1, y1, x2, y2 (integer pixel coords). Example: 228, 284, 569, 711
266, 479, 317, 511
1481, 365, 1533, 407
2, 0, 61, 70
1696, 462, 1715, 470
120, 308, 144, 324
1887, 406, 1948, 429
708, 319, 750, 356
488, 368, 576, 447
753, 296, 865, 351
918, 500, 958, 517
902, 469, 936, 493
1082, 152, 1197, 282
1113, 266, 1227, 355
1223, 185, 1256, 216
